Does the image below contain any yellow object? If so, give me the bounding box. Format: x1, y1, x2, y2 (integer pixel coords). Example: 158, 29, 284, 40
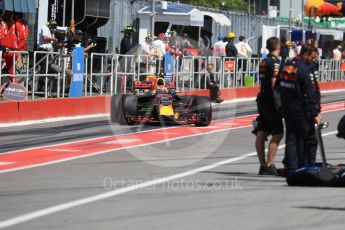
160, 105, 174, 116
227, 32, 236, 38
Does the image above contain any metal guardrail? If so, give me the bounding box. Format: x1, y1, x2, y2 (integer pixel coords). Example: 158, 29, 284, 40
1, 50, 345, 101
0, 51, 30, 88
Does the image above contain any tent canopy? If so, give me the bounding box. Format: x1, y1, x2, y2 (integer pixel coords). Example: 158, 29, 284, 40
201, 11, 231, 27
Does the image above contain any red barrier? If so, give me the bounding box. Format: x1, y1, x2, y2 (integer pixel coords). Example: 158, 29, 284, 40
0, 81, 344, 124
0, 96, 110, 123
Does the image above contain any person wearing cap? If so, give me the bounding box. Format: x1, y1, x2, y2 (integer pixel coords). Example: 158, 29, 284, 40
225, 32, 237, 58
213, 34, 226, 57
120, 26, 134, 55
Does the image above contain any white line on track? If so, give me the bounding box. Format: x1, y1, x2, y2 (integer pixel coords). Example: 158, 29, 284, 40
0, 114, 108, 128
0, 162, 14, 166
45, 149, 81, 152
0, 131, 338, 229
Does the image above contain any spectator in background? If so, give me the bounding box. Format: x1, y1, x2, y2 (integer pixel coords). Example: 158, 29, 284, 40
140, 34, 155, 56
206, 63, 223, 103
333, 45, 342, 60
37, 20, 58, 92
153, 33, 166, 57
120, 26, 134, 55
2, 12, 19, 83
236, 35, 252, 85
201, 30, 212, 56
289, 41, 297, 59
153, 33, 166, 74
181, 33, 193, 54
321, 42, 332, 59
138, 35, 155, 76
236, 35, 252, 58
15, 13, 28, 51
279, 37, 289, 64
213, 34, 226, 57
169, 30, 181, 51
15, 13, 29, 73
38, 20, 58, 52
225, 32, 237, 58
261, 47, 269, 59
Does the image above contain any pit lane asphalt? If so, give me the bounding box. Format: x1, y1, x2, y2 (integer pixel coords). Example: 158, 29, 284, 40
0, 91, 344, 230
0, 91, 343, 154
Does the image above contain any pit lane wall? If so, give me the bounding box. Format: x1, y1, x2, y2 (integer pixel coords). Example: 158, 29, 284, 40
1, 81, 344, 124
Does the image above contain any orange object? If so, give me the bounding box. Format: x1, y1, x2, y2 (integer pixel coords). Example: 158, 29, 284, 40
305, 0, 344, 17
183, 48, 198, 56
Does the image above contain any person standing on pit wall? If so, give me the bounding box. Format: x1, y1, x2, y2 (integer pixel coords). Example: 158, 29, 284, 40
279, 45, 321, 173
225, 32, 237, 58
236, 35, 252, 85
254, 37, 284, 175
213, 34, 226, 58
120, 26, 134, 55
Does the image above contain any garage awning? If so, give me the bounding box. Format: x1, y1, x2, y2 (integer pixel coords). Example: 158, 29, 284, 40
2, 0, 36, 14
201, 11, 231, 27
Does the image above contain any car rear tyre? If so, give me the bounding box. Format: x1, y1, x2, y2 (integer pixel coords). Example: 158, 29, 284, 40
193, 96, 212, 126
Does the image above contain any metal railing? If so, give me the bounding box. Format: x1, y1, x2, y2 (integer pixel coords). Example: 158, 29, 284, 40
0, 51, 30, 88
1, 50, 345, 101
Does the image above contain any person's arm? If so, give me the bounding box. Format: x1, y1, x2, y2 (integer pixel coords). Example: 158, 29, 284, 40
84, 43, 96, 53
298, 69, 319, 123
245, 43, 253, 55
41, 27, 57, 44
271, 62, 281, 110
303, 72, 320, 123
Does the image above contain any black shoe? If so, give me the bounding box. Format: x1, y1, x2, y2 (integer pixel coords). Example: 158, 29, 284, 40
277, 168, 288, 178
258, 166, 265, 175
215, 98, 224, 103
262, 164, 279, 176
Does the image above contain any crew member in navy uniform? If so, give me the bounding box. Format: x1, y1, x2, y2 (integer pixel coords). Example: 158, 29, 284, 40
306, 47, 322, 165
279, 45, 321, 173
255, 37, 284, 175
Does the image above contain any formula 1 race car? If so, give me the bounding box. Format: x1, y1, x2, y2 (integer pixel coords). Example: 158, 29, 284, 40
110, 76, 212, 126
